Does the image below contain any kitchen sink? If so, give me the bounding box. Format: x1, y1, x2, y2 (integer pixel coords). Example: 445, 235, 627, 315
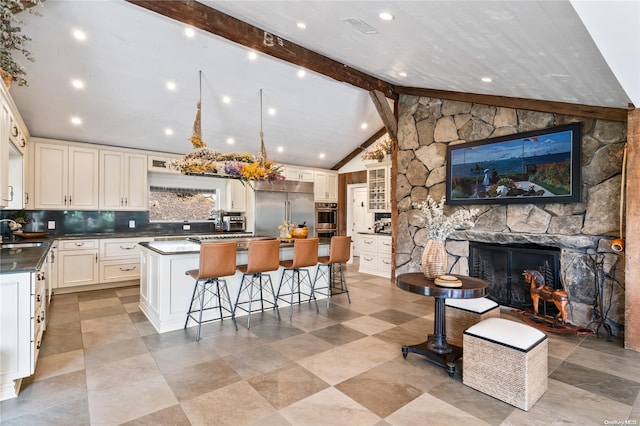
1, 241, 44, 249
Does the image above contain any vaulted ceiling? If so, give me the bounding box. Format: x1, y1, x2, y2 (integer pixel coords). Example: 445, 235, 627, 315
9, 1, 637, 170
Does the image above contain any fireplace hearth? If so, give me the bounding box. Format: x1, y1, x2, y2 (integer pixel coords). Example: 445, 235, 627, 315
469, 242, 561, 315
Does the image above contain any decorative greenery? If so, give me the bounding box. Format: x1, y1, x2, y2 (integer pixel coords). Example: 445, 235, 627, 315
169, 148, 285, 182
414, 195, 479, 240
362, 137, 392, 161
1, 0, 41, 87
8, 211, 30, 225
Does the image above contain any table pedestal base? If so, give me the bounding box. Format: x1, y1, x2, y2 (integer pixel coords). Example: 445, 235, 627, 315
401, 335, 463, 377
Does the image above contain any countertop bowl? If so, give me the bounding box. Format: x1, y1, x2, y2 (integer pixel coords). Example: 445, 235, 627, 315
290, 227, 309, 239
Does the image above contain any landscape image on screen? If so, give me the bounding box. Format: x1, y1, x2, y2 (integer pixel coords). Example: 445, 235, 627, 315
449, 129, 574, 201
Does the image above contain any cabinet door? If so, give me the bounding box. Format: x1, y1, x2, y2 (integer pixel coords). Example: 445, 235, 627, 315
68, 147, 99, 209
124, 153, 147, 210
0, 272, 32, 382
326, 172, 338, 202
313, 171, 327, 201
227, 179, 246, 212
58, 249, 99, 288
366, 164, 390, 212
34, 143, 68, 209
99, 150, 125, 209
0, 102, 9, 208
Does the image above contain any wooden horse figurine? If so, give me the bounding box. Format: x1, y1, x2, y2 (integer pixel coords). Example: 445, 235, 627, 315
523, 269, 569, 323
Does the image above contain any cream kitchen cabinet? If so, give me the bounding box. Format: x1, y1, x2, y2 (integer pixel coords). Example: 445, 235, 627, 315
1, 83, 29, 209
366, 162, 391, 212
34, 141, 99, 210
99, 150, 148, 210
313, 170, 338, 202
227, 179, 247, 212
0, 101, 9, 208
147, 153, 181, 174
56, 239, 100, 288
358, 233, 392, 278
99, 237, 153, 283
0, 258, 48, 401
282, 165, 314, 182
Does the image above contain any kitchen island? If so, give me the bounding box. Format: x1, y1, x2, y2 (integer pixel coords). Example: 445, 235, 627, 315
138, 239, 330, 333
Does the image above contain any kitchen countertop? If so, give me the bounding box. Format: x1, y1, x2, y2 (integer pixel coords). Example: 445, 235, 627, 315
0, 240, 53, 274
358, 231, 391, 235
140, 238, 331, 255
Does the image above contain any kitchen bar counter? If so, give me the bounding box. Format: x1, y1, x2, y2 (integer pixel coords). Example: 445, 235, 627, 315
139, 239, 331, 333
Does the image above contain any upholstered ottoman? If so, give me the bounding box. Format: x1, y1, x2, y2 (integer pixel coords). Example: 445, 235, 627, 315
462, 317, 548, 411
445, 297, 500, 347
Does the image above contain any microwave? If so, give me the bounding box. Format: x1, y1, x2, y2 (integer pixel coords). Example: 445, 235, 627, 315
222, 216, 246, 232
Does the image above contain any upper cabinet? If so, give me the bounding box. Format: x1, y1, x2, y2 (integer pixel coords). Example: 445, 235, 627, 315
227, 179, 247, 212
99, 151, 148, 210
1, 84, 29, 209
313, 170, 338, 202
34, 141, 99, 210
366, 161, 391, 212
147, 154, 180, 174
282, 165, 314, 182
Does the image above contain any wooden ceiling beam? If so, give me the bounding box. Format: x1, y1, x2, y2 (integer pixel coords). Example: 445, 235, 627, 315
370, 90, 397, 142
395, 86, 629, 122
125, 0, 397, 99
331, 127, 387, 171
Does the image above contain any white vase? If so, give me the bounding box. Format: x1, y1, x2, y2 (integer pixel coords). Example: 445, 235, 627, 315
421, 239, 448, 279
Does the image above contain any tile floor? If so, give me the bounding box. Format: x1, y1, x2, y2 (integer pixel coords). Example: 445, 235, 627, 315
2, 262, 640, 425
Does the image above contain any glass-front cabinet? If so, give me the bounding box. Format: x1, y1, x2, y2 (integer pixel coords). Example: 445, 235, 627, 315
366, 161, 390, 212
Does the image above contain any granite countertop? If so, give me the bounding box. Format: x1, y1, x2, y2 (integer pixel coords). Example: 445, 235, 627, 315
0, 240, 53, 274
358, 231, 392, 235
140, 238, 331, 255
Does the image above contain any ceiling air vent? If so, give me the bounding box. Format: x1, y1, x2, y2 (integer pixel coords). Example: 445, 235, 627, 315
340, 17, 378, 35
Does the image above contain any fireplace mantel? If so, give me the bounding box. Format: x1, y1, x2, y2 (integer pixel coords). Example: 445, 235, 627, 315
450, 230, 600, 250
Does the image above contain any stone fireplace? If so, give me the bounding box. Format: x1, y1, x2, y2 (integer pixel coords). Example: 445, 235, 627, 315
394, 95, 627, 334
469, 242, 561, 313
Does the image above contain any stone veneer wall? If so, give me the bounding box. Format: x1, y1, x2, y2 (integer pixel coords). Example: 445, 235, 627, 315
395, 95, 627, 333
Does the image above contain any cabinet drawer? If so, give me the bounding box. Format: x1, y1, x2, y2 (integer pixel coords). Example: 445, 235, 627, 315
379, 236, 392, 254
100, 260, 141, 283
378, 254, 392, 272
360, 250, 377, 269
360, 236, 378, 251
59, 239, 98, 250
100, 238, 150, 259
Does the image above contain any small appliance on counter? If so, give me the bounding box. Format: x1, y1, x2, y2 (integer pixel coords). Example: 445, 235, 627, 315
222, 214, 246, 232
373, 213, 391, 233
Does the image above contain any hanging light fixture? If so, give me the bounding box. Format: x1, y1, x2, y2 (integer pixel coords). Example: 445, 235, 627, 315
189, 70, 206, 149
259, 88, 268, 163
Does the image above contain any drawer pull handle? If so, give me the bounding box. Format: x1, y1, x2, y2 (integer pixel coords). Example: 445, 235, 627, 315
382, 260, 391, 264
364, 256, 374, 261
11, 125, 18, 137
20, 137, 26, 148
120, 245, 136, 250
383, 242, 391, 246
36, 341, 41, 350
74, 242, 85, 247
36, 294, 41, 302
364, 240, 373, 244
119, 266, 136, 271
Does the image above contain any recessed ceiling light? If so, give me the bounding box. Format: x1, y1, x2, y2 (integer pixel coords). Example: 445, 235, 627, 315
71, 116, 82, 125
73, 29, 86, 41
222, 96, 231, 104
319, 153, 326, 159
361, 123, 368, 130
268, 107, 276, 115
166, 81, 176, 91
248, 51, 257, 61
481, 77, 493, 83
379, 12, 394, 21
297, 69, 306, 78
277, 146, 284, 153
398, 71, 407, 77
71, 79, 84, 89
227, 138, 235, 144
164, 128, 173, 136
184, 27, 195, 38
297, 22, 307, 29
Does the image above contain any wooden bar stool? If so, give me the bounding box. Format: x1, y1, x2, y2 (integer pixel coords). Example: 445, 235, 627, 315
277, 238, 320, 319
184, 241, 238, 341
313, 236, 351, 308
234, 239, 282, 328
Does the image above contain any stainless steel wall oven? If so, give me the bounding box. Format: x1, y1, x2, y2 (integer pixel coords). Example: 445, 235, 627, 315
315, 202, 338, 238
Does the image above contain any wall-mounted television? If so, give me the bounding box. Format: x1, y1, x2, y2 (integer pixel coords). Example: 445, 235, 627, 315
446, 123, 582, 205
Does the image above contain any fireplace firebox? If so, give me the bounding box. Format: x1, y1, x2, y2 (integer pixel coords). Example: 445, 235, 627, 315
469, 242, 561, 315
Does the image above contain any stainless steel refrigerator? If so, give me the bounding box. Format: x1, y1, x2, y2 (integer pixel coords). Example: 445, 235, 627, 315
253, 180, 315, 238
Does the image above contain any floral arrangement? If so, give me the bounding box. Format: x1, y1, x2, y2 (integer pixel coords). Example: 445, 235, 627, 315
361, 137, 392, 161
1, 0, 41, 87
415, 195, 479, 240
169, 148, 285, 182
